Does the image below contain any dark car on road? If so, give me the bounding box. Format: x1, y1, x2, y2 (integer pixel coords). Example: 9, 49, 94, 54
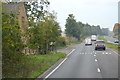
95, 40, 106, 50
114, 39, 119, 43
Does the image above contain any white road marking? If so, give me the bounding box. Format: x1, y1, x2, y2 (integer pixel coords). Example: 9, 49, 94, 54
110, 49, 120, 56
94, 55, 96, 57
102, 52, 104, 54
67, 49, 76, 57
97, 68, 101, 72
95, 53, 96, 54
95, 59, 98, 62
45, 58, 67, 78
45, 49, 75, 78
109, 53, 111, 54
106, 52, 108, 54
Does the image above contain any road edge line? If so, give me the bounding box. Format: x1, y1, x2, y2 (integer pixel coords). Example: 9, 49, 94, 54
45, 58, 67, 78
108, 48, 120, 56
45, 49, 76, 78
67, 49, 76, 57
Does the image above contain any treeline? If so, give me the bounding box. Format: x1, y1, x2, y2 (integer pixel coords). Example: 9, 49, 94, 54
65, 14, 108, 40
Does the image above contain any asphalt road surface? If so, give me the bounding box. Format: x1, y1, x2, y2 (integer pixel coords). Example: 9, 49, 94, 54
104, 36, 118, 44
46, 41, 119, 79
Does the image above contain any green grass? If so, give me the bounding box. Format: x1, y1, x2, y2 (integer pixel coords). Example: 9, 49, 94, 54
113, 36, 118, 39
106, 42, 118, 50
98, 36, 119, 50
98, 36, 107, 42
3, 52, 66, 78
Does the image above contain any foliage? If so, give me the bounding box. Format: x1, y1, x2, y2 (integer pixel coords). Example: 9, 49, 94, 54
2, 13, 25, 78
3, 52, 66, 78
24, 1, 62, 54
27, 12, 61, 54
24, 0, 50, 21
65, 14, 103, 40
65, 14, 80, 40
98, 36, 107, 42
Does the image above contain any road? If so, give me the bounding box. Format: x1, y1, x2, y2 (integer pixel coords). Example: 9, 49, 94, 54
45, 40, 119, 79
104, 36, 118, 44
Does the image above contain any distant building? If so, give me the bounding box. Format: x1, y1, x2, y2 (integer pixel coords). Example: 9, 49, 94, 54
113, 23, 120, 36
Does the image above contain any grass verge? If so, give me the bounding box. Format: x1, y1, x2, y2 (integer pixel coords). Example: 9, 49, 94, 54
3, 52, 66, 78
98, 36, 107, 42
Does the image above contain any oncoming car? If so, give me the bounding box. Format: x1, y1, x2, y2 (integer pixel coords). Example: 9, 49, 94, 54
95, 40, 106, 50
85, 38, 92, 45
114, 39, 119, 43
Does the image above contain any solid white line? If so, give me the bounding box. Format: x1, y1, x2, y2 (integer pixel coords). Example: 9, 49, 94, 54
45, 58, 67, 78
97, 68, 101, 72
109, 49, 120, 56
67, 49, 76, 57
45, 49, 75, 78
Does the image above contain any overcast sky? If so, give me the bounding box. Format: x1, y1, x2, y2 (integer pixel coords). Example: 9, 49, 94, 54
49, 0, 119, 31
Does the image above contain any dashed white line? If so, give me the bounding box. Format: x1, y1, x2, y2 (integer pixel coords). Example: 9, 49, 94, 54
45, 49, 75, 78
106, 52, 108, 54
95, 59, 98, 62
97, 68, 101, 73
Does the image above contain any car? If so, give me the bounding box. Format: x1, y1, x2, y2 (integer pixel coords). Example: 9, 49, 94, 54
95, 40, 106, 50
91, 35, 97, 41
114, 39, 119, 43
85, 38, 92, 45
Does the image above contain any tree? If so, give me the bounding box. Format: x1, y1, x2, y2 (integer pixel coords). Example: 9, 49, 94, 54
2, 13, 25, 77
24, 0, 50, 22
65, 14, 104, 40
27, 12, 61, 54
65, 14, 80, 40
